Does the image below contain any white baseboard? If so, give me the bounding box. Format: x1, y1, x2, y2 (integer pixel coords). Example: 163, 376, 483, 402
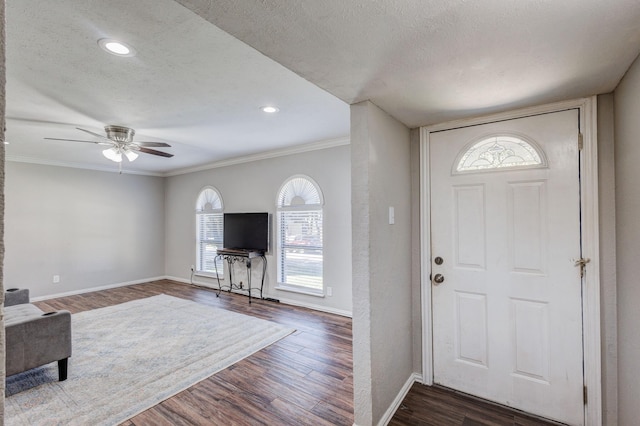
377, 372, 422, 426
31, 275, 353, 319
168, 275, 352, 317
274, 295, 352, 318
30, 276, 166, 302
166, 275, 216, 288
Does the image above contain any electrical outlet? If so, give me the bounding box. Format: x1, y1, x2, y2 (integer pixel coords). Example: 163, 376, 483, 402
327, 286, 333, 297
53, 275, 60, 284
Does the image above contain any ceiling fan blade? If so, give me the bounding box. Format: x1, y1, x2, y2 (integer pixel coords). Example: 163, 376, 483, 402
135, 141, 172, 148
76, 127, 113, 142
44, 137, 112, 145
134, 146, 174, 158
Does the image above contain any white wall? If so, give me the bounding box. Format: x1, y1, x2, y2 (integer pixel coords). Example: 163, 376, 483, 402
4, 162, 166, 298
613, 53, 640, 425
164, 144, 352, 315
351, 101, 412, 425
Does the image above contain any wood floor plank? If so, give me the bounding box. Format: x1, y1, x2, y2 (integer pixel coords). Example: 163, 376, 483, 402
244, 348, 312, 378
390, 383, 565, 426
268, 397, 338, 426
261, 344, 350, 380
310, 400, 355, 426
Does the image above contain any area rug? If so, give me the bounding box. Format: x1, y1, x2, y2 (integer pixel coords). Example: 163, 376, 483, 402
5, 294, 295, 425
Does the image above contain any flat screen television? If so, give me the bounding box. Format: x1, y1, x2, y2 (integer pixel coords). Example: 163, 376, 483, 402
223, 212, 269, 253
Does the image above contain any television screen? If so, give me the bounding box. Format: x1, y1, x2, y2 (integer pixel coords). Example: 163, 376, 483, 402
223, 213, 269, 253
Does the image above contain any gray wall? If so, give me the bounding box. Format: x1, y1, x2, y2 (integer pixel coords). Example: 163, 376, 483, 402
597, 93, 618, 425
4, 162, 166, 298
351, 101, 412, 425
614, 53, 640, 425
164, 144, 352, 315
0, 0, 6, 417
410, 129, 422, 374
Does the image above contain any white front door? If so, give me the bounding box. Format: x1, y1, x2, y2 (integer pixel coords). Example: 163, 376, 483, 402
430, 109, 584, 425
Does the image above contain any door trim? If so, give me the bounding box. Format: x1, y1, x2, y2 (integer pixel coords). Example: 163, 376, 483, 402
419, 97, 601, 425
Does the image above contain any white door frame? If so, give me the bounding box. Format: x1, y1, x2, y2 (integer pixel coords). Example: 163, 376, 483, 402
419, 97, 601, 425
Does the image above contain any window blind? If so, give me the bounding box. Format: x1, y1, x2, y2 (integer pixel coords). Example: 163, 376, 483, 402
278, 210, 323, 290
196, 212, 224, 274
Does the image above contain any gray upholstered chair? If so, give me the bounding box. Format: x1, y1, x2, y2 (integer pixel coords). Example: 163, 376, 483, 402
4, 288, 72, 381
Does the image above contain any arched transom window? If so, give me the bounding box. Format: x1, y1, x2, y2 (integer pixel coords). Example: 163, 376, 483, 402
276, 176, 324, 293
454, 135, 546, 173
195, 187, 224, 275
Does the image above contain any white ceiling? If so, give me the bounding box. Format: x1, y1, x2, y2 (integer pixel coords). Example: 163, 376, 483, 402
5, 0, 350, 175
182, 0, 640, 126
6, 0, 640, 175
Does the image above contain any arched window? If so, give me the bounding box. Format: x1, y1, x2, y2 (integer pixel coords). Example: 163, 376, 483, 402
195, 187, 224, 275
454, 135, 546, 174
276, 175, 324, 293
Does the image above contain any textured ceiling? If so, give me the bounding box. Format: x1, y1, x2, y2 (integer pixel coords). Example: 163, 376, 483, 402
180, 0, 640, 127
5, 0, 349, 174
6, 0, 640, 175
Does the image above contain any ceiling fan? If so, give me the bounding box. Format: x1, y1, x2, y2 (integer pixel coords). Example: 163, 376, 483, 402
45, 125, 173, 163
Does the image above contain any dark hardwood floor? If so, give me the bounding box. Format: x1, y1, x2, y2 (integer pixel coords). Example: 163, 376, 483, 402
32, 280, 561, 425
34, 280, 354, 426
390, 384, 564, 426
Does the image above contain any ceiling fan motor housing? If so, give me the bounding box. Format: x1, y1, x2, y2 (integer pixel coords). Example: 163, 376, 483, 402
105, 125, 135, 143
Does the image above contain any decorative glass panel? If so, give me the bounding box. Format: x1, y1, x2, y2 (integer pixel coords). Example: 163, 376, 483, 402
456, 136, 545, 173
278, 177, 322, 207
196, 187, 222, 212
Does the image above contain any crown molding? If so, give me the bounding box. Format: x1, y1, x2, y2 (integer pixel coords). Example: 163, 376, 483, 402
6, 155, 166, 176
163, 136, 350, 177
7, 136, 350, 178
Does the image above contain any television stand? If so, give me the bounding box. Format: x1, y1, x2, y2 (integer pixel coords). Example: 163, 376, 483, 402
214, 249, 266, 303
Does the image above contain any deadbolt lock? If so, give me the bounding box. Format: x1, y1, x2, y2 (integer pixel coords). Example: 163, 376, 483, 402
434, 256, 444, 265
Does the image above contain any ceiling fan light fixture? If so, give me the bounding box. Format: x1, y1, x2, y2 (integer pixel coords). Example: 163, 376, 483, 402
98, 38, 136, 57
102, 147, 122, 162
124, 149, 138, 162
46, 125, 173, 165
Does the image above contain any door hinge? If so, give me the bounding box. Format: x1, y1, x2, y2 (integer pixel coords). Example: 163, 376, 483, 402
583, 385, 588, 405
578, 133, 584, 150
574, 258, 591, 278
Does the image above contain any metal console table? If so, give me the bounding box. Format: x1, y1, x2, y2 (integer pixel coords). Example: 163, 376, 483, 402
214, 249, 267, 304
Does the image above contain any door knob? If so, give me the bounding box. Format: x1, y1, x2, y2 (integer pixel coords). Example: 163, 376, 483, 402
433, 273, 445, 284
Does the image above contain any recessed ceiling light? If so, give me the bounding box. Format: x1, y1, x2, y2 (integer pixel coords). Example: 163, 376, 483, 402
98, 38, 136, 57
3, 141, 9, 145
261, 106, 279, 113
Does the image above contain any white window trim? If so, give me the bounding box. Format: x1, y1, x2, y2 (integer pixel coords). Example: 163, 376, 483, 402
274, 284, 325, 297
